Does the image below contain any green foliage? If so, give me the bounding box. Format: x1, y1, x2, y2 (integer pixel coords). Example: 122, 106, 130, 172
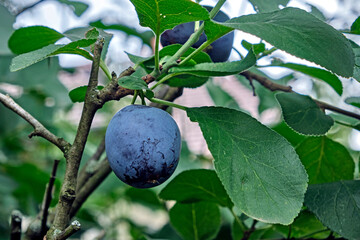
1, 1, 359, 239
248, 0, 289, 13
170, 48, 256, 76
130, 0, 209, 34
8, 26, 64, 55
221, 7, 354, 77
159, 169, 233, 208
170, 202, 221, 240
345, 96, 360, 108
271, 61, 343, 95
296, 137, 355, 184
276, 92, 334, 135
187, 107, 308, 224
305, 181, 360, 240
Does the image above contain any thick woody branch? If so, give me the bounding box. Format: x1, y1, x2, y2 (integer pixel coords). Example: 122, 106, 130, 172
240, 71, 360, 121
50, 38, 104, 234
0, 93, 71, 153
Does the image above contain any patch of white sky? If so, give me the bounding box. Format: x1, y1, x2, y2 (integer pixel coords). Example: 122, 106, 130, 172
13, 0, 360, 150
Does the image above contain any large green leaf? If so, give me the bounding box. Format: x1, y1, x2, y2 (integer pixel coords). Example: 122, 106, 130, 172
345, 96, 360, 108
276, 92, 334, 135
248, 0, 289, 13
270, 62, 342, 95
351, 40, 360, 82
170, 202, 221, 240
296, 137, 355, 184
8, 26, 64, 54
187, 107, 308, 224
169, 49, 256, 77
129, 0, 209, 35
159, 169, 233, 208
10, 38, 95, 72
305, 181, 360, 240
0, 5, 15, 55
221, 7, 354, 77
272, 121, 306, 147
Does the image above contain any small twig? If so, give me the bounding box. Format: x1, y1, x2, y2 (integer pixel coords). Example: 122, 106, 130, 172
41, 160, 61, 237
287, 225, 292, 239
54, 220, 81, 240
0, 93, 71, 153
241, 219, 257, 240
10, 210, 22, 240
240, 71, 360, 121
76, 138, 105, 192
70, 159, 112, 218
150, 86, 183, 110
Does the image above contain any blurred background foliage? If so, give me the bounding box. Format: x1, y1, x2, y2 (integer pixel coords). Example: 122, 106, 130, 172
0, 0, 359, 239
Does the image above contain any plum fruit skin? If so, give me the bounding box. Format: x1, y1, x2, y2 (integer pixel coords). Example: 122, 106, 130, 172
160, 6, 234, 62
105, 105, 181, 188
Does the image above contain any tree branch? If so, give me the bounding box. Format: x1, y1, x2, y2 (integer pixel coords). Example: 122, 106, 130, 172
240, 71, 360, 121
76, 137, 105, 192
49, 38, 105, 235
54, 220, 81, 240
41, 159, 60, 237
10, 210, 22, 240
70, 158, 112, 218
0, 93, 71, 153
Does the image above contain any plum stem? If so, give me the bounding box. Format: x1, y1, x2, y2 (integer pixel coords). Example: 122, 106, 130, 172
131, 90, 139, 104
148, 97, 187, 110
154, 33, 161, 75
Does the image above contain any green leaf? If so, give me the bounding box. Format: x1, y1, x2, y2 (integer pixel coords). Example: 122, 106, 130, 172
276, 92, 334, 135
118, 68, 149, 90
69, 85, 104, 103
351, 40, 360, 82
350, 16, 360, 34
203, 20, 233, 42
272, 121, 306, 147
186, 107, 308, 224
170, 202, 221, 240
296, 136, 355, 184
305, 180, 360, 240
0, 5, 15, 55
125, 188, 163, 209
10, 38, 96, 72
170, 48, 256, 77
85, 28, 99, 39
159, 169, 233, 208
8, 26, 64, 55
345, 96, 360, 108
90, 20, 154, 47
283, 211, 330, 239
129, 0, 209, 34
206, 80, 240, 110
232, 219, 244, 240
64, 27, 113, 60
248, 0, 289, 13
58, 0, 89, 17
309, 5, 326, 21
271, 62, 343, 95
221, 7, 355, 77
241, 40, 266, 55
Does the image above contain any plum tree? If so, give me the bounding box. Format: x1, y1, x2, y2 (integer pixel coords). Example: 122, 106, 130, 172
160, 6, 234, 62
105, 104, 181, 188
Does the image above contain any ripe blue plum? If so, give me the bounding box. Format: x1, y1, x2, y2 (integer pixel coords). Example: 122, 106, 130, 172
105, 105, 181, 188
160, 6, 234, 62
